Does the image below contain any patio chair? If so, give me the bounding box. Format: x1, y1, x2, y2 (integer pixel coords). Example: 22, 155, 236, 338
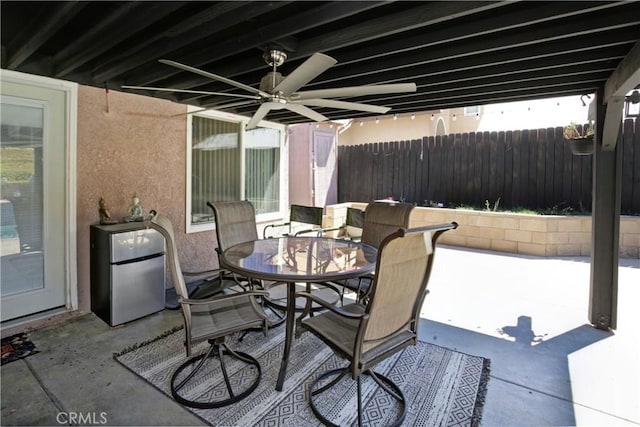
296, 222, 458, 426
343, 206, 365, 240
168, 202, 260, 302
342, 201, 415, 302
208, 200, 287, 326
208, 200, 260, 290
148, 214, 270, 409
260, 203, 344, 314
263, 204, 334, 238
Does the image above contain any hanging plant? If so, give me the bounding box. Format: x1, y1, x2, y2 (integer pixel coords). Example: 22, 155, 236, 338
563, 121, 594, 155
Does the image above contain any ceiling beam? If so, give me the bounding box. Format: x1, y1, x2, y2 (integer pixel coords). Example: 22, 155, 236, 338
601, 40, 640, 150
91, 1, 270, 83
5, 2, 86, 69
331, 1, 626, 67
309, 12, 640, 86
127, 2, 510, 91
296, 1, 509, 56
167, 34, 633, 106
54, 2, 186, 78
128, 1, 387, 88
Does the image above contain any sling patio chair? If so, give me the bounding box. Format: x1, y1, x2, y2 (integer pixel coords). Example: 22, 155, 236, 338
263, 204, 338, 238
148, 214, 270, 409
170, 201, 261, 302
340, 201, 416, 303
338, 206, 365, 241
261, 204, 343, 313
295, 222, 458, 426
208, 200, 289, 325
208, 200, 262, 290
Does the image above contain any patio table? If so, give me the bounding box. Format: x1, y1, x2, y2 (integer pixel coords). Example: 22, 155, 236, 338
219, 236, 377, 391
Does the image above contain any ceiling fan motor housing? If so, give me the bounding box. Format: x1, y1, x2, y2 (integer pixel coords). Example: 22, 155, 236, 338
260, 72, 285, 93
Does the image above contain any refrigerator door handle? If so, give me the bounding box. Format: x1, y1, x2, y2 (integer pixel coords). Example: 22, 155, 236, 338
111, 252, 164, 266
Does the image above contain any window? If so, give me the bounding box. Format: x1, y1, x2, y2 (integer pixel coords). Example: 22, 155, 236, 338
464, 105, 480, 116
187, 110, 285, 232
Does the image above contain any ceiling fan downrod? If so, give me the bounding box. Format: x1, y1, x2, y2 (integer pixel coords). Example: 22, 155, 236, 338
263, 49, 287, 91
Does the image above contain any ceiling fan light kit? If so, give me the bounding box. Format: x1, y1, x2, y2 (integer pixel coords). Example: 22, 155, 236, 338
122, 49, 417, 129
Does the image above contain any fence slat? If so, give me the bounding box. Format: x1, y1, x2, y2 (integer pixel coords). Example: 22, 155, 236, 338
511, 130, 521, 206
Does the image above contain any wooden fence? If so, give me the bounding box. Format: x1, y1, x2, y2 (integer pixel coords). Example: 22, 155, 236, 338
337, 119, 640, 214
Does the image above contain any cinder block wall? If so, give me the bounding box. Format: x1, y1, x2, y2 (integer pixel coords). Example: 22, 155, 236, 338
325, 203, 640, 258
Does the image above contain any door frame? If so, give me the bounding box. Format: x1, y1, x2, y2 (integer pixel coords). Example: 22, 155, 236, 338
1, 69, 78, 326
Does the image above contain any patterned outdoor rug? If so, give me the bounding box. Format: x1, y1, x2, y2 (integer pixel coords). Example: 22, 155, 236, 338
115, 326, 490, 426
1, 332, 39, 365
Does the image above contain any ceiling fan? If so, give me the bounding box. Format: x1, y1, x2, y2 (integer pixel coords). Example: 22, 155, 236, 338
122, 49, 417, 129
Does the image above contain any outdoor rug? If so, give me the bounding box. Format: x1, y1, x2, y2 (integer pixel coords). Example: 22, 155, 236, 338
1, 332, 39, 365
115, 326, 490, 426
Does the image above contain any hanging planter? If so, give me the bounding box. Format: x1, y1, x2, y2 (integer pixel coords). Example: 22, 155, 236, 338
567, 136, 594, 155
564, 122, 594, 156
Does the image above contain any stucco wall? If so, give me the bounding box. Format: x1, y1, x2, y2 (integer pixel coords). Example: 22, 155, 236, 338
337, 108, 476, 146
76, 86, 219, 312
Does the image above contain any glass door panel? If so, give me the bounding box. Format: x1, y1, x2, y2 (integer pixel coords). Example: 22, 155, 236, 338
1, 101, 45, 297
1, 80, 67, 321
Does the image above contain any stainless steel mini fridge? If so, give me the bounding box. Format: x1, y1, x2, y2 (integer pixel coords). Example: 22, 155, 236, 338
90, 223, 165, 326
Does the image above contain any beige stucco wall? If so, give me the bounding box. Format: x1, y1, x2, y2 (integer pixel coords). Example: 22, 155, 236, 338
338, 108, 480, 146
76, 86, 219, 312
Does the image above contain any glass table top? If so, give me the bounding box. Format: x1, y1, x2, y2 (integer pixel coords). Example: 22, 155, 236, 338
220, 236, 377, 282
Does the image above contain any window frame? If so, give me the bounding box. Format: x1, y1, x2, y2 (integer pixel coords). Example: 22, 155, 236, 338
186, 107, 287, 233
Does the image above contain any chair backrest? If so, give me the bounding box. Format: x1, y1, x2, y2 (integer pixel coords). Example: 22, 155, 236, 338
345, 207, 364, 239
362, 223, 456, 353
148, 215, 188, 301
361, 202, 415, 248
290, 204, 323, 226
346, 207, 365, 228
208, 201, 259, 253
288, 204, 324, 235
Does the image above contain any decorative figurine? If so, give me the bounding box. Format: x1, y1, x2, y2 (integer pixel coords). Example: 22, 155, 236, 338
124, 194, 144, 222
98, 197, 118, 225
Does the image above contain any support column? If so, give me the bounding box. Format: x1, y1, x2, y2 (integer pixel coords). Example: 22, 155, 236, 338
588, 91, 622, 330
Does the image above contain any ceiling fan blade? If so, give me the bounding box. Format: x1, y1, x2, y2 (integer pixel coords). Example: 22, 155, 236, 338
246, 102, 281, 129
293, 83, 417, 100
121, 85, 261, 100
296, 98, 390, 114
171, 100, 259, 117
159, 59, 270, 97
272, 53, 337, 97
283, 103, 328, 123
172, 107, 210, 117
212, 99, 260, 110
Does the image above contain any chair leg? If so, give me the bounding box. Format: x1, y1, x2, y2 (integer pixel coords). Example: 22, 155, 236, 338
170, 339, 261, 409
357, 376, 363, 427
308, 367, 406, 427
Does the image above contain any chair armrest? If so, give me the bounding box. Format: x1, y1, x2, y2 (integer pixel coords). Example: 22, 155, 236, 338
263, 222, 291, 239
296, 291, 365, 319
180, 290, 269, 305
293, 227, 320, 236
294, 225, 345, 237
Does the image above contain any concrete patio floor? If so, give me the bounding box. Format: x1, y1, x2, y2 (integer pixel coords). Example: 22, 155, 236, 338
1, 245, 639, 426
